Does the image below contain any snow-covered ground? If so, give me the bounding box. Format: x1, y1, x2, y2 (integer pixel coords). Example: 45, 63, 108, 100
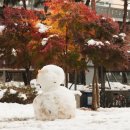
0, 103, 130, 130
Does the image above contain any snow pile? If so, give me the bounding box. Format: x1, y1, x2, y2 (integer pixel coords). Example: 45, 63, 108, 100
0, 103, 130, 130
33, 64, 76, 120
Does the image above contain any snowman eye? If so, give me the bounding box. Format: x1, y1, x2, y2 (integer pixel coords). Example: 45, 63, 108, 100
38, 84, 41, 88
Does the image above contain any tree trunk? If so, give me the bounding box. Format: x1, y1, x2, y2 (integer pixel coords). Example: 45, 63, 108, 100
100, 66, 106, 107
3, 0, 9, 6
85, 0, 90, 6
121, 0, 128, 32
95, 69, 100, 108
65, 68, 68, 88
22, 68, 31, 86
22, 0, 26, 9
91, 0, 96, 11
64, 26, 69, 88
122, 72, 128, 84
92, 66, 98, 110
74, 69, 77, 90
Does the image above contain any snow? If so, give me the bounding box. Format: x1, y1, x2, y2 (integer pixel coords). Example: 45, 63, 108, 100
69, 82, 130, 92
41, 38, 48, 46
12, 48, 17, 56
0, 25, 5, 33
10, 89, 17, 94
119, 33, 126, 41
119, 33, 126, 38
105, 41, 110, 45
113, 35, 118, 38
4, 81, 25, 88
18, 93, 27, 100
36, 23, 49, 33
105, 82, 130, 90
0, 103, 130, 130
0, 89, 6, 99
41, 35, 58, 46
87, 39, 104, 47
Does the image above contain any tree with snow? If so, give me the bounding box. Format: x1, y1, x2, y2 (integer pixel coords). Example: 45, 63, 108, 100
44, 0, 97, 88
82, 16, 128, 110
0, 7, 47, 85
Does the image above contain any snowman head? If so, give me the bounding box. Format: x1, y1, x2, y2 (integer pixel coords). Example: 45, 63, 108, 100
37, 65, 65, 91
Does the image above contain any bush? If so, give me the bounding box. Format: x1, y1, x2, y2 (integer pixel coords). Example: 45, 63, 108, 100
0, 86, 38, 104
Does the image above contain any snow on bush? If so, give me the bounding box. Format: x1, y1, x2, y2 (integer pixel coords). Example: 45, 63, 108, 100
36, 23, 49, 33
0, 86, 37, 104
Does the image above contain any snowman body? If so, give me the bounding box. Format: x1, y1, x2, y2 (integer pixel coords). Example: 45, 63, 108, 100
33, 65, 76, 120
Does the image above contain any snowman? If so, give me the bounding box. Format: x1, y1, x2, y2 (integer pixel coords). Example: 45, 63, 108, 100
33, 64, 76, 121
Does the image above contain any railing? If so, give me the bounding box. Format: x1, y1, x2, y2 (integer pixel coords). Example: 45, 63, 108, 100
96, 5, 130, 22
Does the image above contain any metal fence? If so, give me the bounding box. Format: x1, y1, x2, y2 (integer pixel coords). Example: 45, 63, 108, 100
96, 5, 130, 22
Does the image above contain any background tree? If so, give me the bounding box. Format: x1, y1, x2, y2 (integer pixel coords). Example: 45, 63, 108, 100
81, 16, 128, 110
121, 0, 128, 32
45, 0, 97, 87
0, 7, 45, 85
91, 0, 96, 10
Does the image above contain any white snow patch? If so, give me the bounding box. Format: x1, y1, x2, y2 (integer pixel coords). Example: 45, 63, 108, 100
0, 89, 6, 99
36, 23, 49, 33
105, 41, 111, 45
10, 89, 17, 94
5, 81, 25, 88
0, 25, 5, 33
113, 35, 118, 38
87, 39, 104, 47
12, 48, 17, 56
41, 38, 48, 46
105, 82, 130, 90
18, 93, 27, 100
119, 33, 126, 37
127, 50, 130, 53
0, 103, 130, 130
